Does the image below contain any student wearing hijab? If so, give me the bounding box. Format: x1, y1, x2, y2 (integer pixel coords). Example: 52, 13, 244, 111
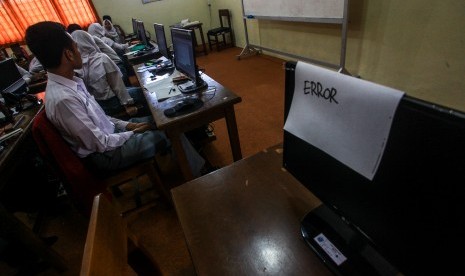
87, 23, 128, 56
67, 23, 130, 86
103, 19, 124, 44
25, 21, 205, 175
71, 30, 147, 119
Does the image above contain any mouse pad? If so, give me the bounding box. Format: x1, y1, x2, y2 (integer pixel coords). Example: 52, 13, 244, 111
163, 98, 203, 118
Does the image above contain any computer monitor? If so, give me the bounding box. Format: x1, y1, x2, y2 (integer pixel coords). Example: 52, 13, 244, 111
131, 18, 138, 35
0, 58, 28, 105
283, 62, 465, 276
171, 28, 207, 93
154, 23, 170, 60
136, 20, 153, 49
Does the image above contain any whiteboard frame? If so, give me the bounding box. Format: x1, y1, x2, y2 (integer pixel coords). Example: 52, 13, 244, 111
237, 0, 350, 74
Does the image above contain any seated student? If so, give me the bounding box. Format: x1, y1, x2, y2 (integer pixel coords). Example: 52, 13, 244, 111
67, 23, 130, 86
103, 15, 126, 42
16, 64, 46, 85
87, 23, 128, 57
28, 56, 44, 73
103, 18, 124, 44
66, 23, 83, 34
25, 21, 205, 175
71, 30, 147, 119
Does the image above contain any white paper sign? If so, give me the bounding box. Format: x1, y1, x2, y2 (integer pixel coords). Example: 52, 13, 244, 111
283, 62, 404, 180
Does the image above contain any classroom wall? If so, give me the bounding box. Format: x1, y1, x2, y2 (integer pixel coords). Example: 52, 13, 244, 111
93, 0, 465, 111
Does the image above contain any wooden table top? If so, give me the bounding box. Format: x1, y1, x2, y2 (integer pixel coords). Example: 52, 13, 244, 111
135, 65, 242, 131
172, 145, 332, 275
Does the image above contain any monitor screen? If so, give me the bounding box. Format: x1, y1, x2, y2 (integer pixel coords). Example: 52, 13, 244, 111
154, 23, 170, 59
283, 62, 465, 276
0, 58, 28, 106
171, 27, 206, 93
136, 20, 152, 49
0, 58, 23, 92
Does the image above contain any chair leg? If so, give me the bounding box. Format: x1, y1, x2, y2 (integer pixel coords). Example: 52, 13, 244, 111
208, 36, 213, 51
221, 33, 227, 51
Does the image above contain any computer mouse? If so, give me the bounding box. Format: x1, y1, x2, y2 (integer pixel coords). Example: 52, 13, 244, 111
163, 98, 203, 118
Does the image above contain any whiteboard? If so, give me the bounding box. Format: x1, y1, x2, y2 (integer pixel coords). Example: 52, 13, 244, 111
243, 0, 345, 21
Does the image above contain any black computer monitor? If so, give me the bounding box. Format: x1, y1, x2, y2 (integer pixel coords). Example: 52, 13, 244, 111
283, 62, 465, 276
132, 18, 138, 35
171, 28, 206, 93
0, 58, 28, 105
154, 23, 170, 60
136, 20, 153, 49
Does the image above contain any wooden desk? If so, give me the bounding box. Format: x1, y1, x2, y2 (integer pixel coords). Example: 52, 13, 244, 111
171, 145, 332, 275
134, 64, 242, 180
0, 96, 67, 273
172, 22, 208, 56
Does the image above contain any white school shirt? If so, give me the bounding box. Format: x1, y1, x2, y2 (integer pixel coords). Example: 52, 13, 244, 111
45, 72, 133, 158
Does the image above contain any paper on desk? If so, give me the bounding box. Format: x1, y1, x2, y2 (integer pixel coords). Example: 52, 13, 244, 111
283, 62, 404, 180
144, 74, 181, 101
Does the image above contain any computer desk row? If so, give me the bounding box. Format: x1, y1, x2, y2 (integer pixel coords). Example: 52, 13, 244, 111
133, 62, 242, 181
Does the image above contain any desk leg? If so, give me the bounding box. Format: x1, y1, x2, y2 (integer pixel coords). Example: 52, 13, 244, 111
167, 130, 194, 181
225, 106, 242, 161
0, 204, 67, 272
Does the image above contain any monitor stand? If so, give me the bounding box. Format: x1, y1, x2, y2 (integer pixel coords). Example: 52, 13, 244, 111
178, 78, 207, 94
301, 205, 399, 276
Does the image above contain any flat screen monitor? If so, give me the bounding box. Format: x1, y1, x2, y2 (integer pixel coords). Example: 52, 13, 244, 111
283, 61, 465, 276
170, 27, 206, 93
131, 18, 138, 35
0, 58, 27, 103
154, 23, 170, 60
136, 20, 153, 49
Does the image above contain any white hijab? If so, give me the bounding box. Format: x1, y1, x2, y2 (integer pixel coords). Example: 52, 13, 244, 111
88, 23, 115, 47
103, 19, 119, 41
71, 30, 107, 84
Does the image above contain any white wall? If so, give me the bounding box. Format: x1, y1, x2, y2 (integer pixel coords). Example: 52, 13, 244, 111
93, 0, 465, 111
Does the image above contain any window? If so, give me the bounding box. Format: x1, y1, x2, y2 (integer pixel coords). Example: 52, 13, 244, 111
0, 0, 97, 45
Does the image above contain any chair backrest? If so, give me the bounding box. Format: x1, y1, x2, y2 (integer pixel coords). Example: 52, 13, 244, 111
219, 9, 231, 28
81, 193, 134, 276
32, 109, 109, 216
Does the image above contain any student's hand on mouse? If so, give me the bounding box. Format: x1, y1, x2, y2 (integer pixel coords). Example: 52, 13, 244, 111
124, 105, 138, 116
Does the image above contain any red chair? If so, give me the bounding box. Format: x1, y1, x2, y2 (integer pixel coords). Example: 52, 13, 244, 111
32, 109, 170, 217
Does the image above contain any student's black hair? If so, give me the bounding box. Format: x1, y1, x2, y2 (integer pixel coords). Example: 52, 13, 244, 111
67, 23, 82, 34
102, 15, 112, 22
25, 21, 74, 70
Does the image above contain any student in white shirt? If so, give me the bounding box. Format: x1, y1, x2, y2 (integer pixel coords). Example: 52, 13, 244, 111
71, 30, 147, 119
25, 21, 205, 175
28, 56, 44, 73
